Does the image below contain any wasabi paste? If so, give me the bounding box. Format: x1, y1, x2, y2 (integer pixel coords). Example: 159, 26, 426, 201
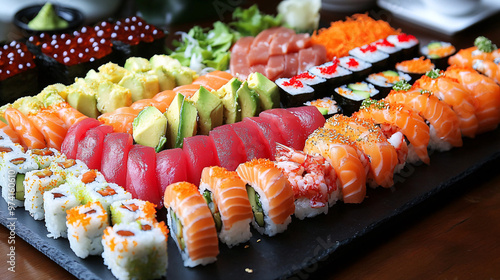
28, 3, 69, 30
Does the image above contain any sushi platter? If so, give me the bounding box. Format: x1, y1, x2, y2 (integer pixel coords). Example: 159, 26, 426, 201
2, 2, 500, 280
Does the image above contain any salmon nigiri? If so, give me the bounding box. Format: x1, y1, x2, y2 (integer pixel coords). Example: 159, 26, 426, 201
386, 86, 463, 151
98, 107, 140, 134
445, 65, 500, 134
324, 114, 400, 188
415, 71, 479, 138
4, 107, 46, 149
130, 99, 169, 113
354, 100, 430, 164
152, 89, 177, 108
199, 166, 253, 247
473, 59, 500, 84
236, 158, 295, 236
173, 84, 201, 98
164, 181, 219, 267
304, 128, 368, 204
28, 110, 68, 150
192, 71, 234, 91
49, 102, 88, 128
0, 121, 23, 146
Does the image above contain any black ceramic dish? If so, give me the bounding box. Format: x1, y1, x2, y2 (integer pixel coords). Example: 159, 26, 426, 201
13, 4, 85, 36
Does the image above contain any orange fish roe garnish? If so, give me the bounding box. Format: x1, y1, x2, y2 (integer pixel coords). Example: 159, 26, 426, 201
66, 201, 106, 227
396, 57, 435, 74
157, 221, 169, 238
242, 158, 276, 169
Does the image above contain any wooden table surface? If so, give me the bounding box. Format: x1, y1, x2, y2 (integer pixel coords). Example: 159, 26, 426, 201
2, 1, 500, 279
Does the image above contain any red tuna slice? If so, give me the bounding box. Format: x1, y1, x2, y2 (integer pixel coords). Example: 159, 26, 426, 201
76, 124, 113, 169
156, 148, 188, 196
283, 52, 299, 78
101, 132, 133, 188
269, 28, 296, 56
248, 27, 285, 66
266, 55, 285, 81
230, 121, 272, 161
209, 126, 246, 171
126, 145, 162, 208
287, 106, 326, 137
259, 108, 307, 150
183, 135, 220, 185
242, 117, 286, 160
61, 118, 101, 159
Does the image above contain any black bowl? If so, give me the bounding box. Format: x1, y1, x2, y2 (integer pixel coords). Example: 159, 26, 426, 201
13, 4, 85, 36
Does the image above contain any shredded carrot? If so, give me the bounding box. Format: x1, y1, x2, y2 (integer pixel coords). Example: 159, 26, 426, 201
311, 13, 400, 60
396, 57, 435, 73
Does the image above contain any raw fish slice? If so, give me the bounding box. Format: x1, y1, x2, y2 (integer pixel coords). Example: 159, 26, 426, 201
289, 33, 311, 53
152, 89, 177, 108
230, 121, 272, 160
266, 55, 285, 81
193, 71, 234, 91
354, 101, 430, 164
174, 84, 202, 98
304, 128, 367, 204
0, 121, 22, 145
259, 108, 307, 150
415, 74, 478, 138
325, 115, 399, 188
183, 135, 220, 185
242, 117, 286, 161
127, 145, 162, 207
97, 107, 140, 134
445, 66, 500, 133
28, 110, 68, 150
448, 46, 500, 68
130, 99, 169, 113
50, 102, 88, 128
282, 52, 299, 78
230, 36, 254, 80
250, 64, 266, 76
209, 126, 246, 171
248, 28, 282, 66
163, 181, 219, 267
4, 107, 46, 149
473, 59, 500, 84
156, 148, 188, 196
269, 29, 296, 56
76, 124, 113, 169
287, 106, 326, 137
101, 132, 133, 188
61, 118, 101, 159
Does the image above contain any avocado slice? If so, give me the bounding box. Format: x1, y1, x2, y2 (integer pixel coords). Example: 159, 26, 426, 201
237, 80, 261, 119
246, 185, 265, 227
85, 72, 132, 114
148, 67, 176, 91
247, 72, 280, 111
215, 78, 242, 124
170, 210, 186, 251
427, 42, 442, 50
382, 70, 399, 77
133, 106, 168, 151
348, 82, 370, 92
150, 54, 198, 86
165, 93, 198, 148
352, 90, 371, 99
188, 86, 223, 135
118, 72, 160, 103
202, 190, 222, 232
15, 174, 25, 201
124, 57, 152, 73
98, 62, 129, 83
66, 78, 100, 119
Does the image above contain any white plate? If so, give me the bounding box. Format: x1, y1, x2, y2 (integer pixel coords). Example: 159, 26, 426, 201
377, 0, 500, 35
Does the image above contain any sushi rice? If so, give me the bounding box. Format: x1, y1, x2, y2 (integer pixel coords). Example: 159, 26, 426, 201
1, 150, 39, 208
24, 168, 65, 220
110, 198, 158, 225
43, 183, 81, 239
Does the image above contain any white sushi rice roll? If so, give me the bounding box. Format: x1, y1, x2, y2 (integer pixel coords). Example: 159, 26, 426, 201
27, 147, 65, 169
338, 56, 372, 72
309, 61, 352, 79
371, 39, 402, 55
49, 158, 88, 179
24, 168, 65, 220
387, 33, 419, 50
349, 45, 390, 64
0, 130, 14, 143
66, 201, 109, 258
0, 141, 25, 188
109, 199, 157, 225
102, 220, 169, 280
82, 182, 132, 213
66, 169, 107, 202
43, 183, 81, 239
1, 150, 38, 208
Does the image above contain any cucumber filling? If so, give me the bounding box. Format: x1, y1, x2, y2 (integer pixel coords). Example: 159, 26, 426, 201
15, 174, 25, 201
170, 209, 186, 251
246, 185, 265, 227
202, 190, 222, 232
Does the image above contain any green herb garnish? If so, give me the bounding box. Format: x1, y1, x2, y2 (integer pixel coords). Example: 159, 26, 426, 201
474, 36, 498, 53
425, 69, 443, 79
392, 80, 412, 91
360, 98, 385, 110
231, 5, 282, 37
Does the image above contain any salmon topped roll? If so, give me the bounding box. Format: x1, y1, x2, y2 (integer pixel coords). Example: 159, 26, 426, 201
164, 182, 219, 267
199, 166, 253, 247
304, 128, 368, 204
236, 158, 295, 237
324, 115, 400, 188
354, 99, 428, 164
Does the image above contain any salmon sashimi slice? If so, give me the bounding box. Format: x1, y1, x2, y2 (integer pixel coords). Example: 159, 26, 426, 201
192, 71, 234, 91
472, 59, 500, 85
173, 84, 202, 98
289, 33, 312, 52
324, 114, 399, 188
248, 27, 282, 66
28, 110, 68, 150
236, 158, 295, 236
282, 52, 299, 78
130, 99, 169, 113
98, 107, 140, 134
4, 107, 46, 149
50, 102, 88, 128
152, 89, 177, 108
354, 100, 430, 164
269, 28, 296, 56
386, 87, 463, 151
265, 55, 285, 81
230, 36, 254, 80
415, 73, 479, 138
304, 128, 367, 204
448, 46, 500, 68
445, 65, 500, 134
164, 181, 219, 267
0, 121, 23, 146
199, 166, 253, 247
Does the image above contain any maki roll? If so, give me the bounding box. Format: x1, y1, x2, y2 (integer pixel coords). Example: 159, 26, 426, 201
304, 97, 341, 118
292, 71, 328, 98
1, 150, 39, 207
349, 44, 390, 72
333, 82, 380, 116
43, 183, 82, 239
66, 201, 110, 258
199, 166, 253, 248
236, 158, 295, 237
81, 182, 132, 213
421, 41, 456, 70
395, 57, 435, 82
24, 168, 65, 220
66, 169, 107, 202
386, 33, 420, 59
371, 39, 403, 67
48, 158, 88, 179
308, 59, 352, 89
164, 182, 219, 267
275, 77, 315, 107
101, 220, 169, 280
338, 56, 372, 82
27, 147, 65, 169
109, 198, 157, 225
366, 70, 412, 98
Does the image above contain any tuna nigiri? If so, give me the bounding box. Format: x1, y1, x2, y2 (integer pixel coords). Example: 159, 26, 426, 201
101, 132, 133, 188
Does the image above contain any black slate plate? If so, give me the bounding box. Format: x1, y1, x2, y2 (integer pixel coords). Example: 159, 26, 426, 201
2, 128, 500, 280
